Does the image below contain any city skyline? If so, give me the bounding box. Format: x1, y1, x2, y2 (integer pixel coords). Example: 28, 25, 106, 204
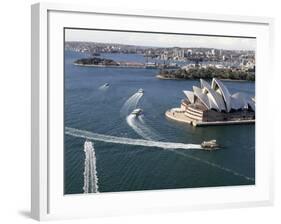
65, 29, 256, 51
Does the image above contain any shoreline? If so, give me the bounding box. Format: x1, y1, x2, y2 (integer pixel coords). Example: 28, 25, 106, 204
157, 74, 254, 82
165, 110, 255, 127
220, 79, 251, 82
156, 75, 182, 80
73, 63, 146, 69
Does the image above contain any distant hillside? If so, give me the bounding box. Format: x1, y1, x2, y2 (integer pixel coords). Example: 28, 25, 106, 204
157, 67, 255, 81
74, 57, 119, 66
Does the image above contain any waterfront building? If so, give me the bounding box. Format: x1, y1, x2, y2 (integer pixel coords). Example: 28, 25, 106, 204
187, 49, 193, 56
240, 59, 255, 70
166, 78, 255, 126
173, 48, 185, 60
160, 51, 169, 61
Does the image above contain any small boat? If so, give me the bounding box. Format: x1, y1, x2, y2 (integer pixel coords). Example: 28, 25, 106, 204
103, 83, 110, 87
201, 139, 219, 150
145, 62, 157, 69
131, 108, 143, 116
138, 88, 144, 93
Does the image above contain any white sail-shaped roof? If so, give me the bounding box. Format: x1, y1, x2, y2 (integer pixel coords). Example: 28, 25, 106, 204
248, 100, 255, 111
193, 86, 210, 109
202, 86, 226, 112
183, 90, 195, 104
231, 92, 248, 110
183, 78, 255, 113
211, 78, 232, 112
207, 93, 220, 111
200, 79, 212, 89
242, 94, 255, 112
231, 92, 255, 112
200, 79, 222, 111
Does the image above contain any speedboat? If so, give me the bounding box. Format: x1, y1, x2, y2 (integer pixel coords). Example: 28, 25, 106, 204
145, 62, 157, 69
201, 139, 219, 150
138, 88, 144, 93
131, 108, 143, 116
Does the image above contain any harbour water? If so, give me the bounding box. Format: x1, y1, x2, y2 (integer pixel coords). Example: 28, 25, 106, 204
64, 50, 255, 194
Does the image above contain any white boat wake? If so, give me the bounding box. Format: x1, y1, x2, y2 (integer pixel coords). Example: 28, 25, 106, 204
173, 150, 254, 182
120, 91, 143, 116
66, 127, 254, 182
65, 127, 202, 150
125, 112, 253, 182
83, 140, 99, 193
126, 114, 163, 141
98, 83, 109, 90
138, 115, 145, 124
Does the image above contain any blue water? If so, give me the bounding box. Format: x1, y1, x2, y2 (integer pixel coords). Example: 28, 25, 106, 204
64, 51, 255, 194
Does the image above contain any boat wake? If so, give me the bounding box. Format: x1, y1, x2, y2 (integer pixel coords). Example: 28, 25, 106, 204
65, 127, 202, 150
120, 91, 143, 116
138, 115, 145, 124
66, 127, 254, 183
98, 83, 109, 90
83, 140, 99, 193
173, 150, 255, 182
126, 114, 163, 141
124, 112, 253, 181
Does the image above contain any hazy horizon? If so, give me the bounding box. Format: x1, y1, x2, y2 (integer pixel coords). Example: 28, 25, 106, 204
65, 29, 256, 51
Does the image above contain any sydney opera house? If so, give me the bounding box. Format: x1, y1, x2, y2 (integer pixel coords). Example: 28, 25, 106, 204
166, 78, 255, 126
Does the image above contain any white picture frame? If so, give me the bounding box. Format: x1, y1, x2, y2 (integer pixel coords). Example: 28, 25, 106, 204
31, 2, 274, 221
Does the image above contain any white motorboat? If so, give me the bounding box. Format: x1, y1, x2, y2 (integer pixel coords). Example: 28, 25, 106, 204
201, 139, 219, 150
131, 108, 143, 116
103, 83, 109, 87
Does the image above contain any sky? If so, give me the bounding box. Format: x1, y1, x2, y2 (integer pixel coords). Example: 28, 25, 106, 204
65, 29, 256, 51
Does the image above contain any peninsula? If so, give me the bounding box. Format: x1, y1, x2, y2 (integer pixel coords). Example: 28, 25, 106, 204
166, 78, 255, 127
73, 57, 146, 68
158, 67, 255, 81
74, 57, 119, 67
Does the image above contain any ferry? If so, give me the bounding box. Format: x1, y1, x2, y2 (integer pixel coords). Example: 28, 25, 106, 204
138, 88, 144, 93
201, 139, 219, 150
145, 62, 157, 69
131, 108, 143, 116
